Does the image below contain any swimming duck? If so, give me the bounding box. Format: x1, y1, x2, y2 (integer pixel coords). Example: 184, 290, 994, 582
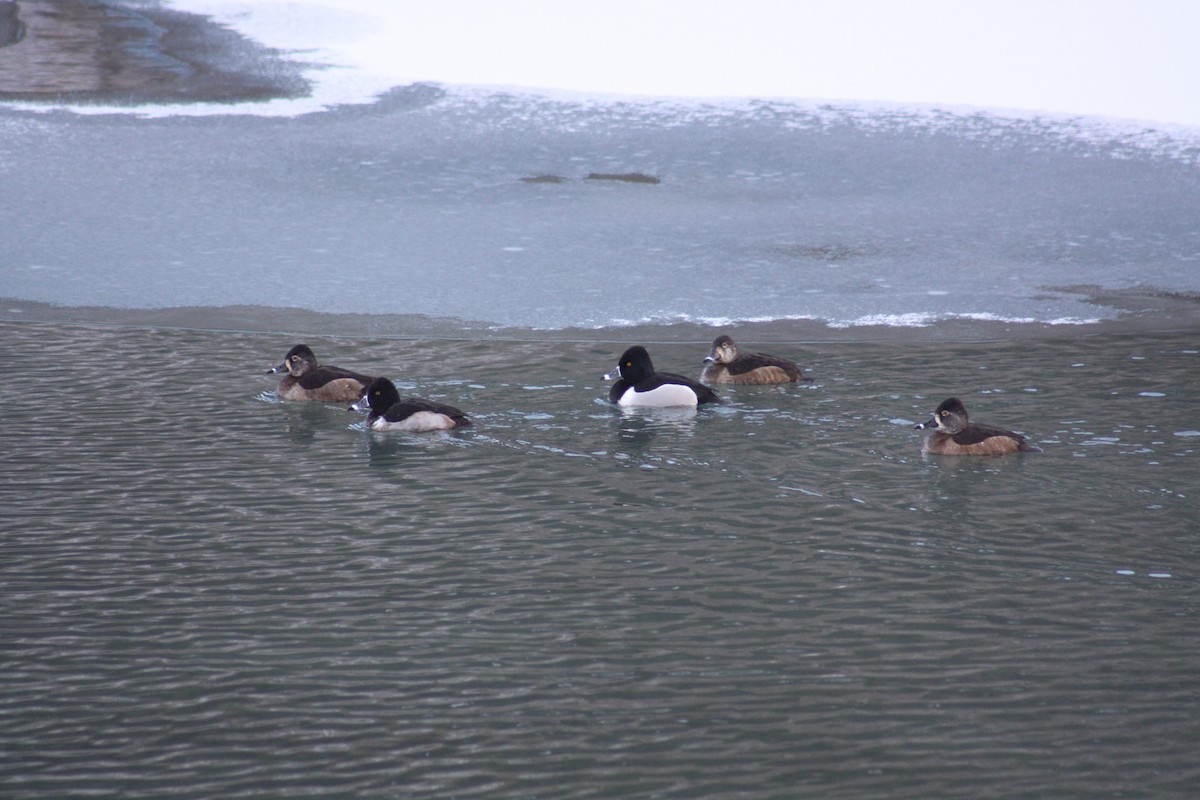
350, 377, 472, 432
914, 397, 1038, 455
700, 335, 812, 384
605, 345, 723, 407
268, 344, 374, 403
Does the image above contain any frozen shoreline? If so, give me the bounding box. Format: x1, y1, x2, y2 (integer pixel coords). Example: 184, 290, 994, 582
3, 287, 1197, 345
5, 85, 1198, 336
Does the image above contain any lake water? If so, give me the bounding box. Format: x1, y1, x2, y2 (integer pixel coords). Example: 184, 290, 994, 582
3, 320, 1199, 798
3, 3, 1200, 797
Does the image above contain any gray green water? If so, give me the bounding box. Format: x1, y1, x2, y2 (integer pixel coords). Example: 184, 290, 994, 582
3, 318, 1199, 798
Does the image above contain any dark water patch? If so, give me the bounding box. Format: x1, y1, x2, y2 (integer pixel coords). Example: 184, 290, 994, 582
584, 172, 662, 184
771, 242, 883, 262
520, 174, 569, 184
520, 172, 662, 185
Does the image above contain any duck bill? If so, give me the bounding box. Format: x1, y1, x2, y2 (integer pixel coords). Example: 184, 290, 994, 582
349, 396, 369, 413
603, 368, 621, 381
914, 416, 938, 430
268, 361, 287, 375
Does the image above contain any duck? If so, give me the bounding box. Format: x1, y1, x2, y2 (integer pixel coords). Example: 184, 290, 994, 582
700, 335, 812, 384
914, 397, 1039, 455
268, 344, 374, 403
350, 377, 472, 432
604, 345, 723, 407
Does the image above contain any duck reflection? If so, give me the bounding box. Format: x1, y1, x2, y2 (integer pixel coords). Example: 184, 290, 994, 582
355, 421, 466, 468
915, 454, 1034, 525
276, 401, 333, 445
614, 405, 698, 447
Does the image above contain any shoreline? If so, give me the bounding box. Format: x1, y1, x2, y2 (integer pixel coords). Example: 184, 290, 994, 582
3, 289, 1197, 344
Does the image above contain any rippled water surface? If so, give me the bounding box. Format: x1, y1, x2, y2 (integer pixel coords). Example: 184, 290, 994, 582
3, 320, 1200, 798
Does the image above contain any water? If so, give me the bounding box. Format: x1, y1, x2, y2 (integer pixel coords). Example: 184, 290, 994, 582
3, 320, 1199, 798
4, 4, 1200, 796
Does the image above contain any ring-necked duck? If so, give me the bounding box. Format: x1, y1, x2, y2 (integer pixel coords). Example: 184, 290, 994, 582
604, 345, 723, 407
268, 344, 374, 403
700, 335, 812, 384
914, 397, 1039, 455
350, 377, 472, 432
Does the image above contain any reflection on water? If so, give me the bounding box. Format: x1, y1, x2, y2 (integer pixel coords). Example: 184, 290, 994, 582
614, 405, 700, 450
3, 320, 1200, 799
